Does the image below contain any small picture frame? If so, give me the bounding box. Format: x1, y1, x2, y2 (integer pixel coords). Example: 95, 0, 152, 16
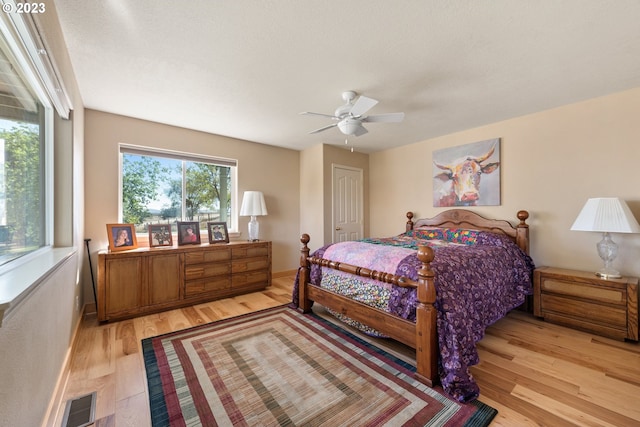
177, 221, 201, 245
207, 222, 229, 244
106, 223, 138, 252
148, 224, 173, 247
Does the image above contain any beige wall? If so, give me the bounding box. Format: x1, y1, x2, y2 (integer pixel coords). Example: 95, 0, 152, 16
299, 144, 324, 250
0, 256, 78, 427
84, 110, 300, 278
370, 87, 640, 278
299, 144, 369, 252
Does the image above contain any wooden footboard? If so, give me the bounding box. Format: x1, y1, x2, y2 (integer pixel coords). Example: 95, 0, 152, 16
297, 209, 530, 388
297, 234, 439, 386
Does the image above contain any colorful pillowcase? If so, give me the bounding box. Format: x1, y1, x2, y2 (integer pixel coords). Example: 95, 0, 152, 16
408, 227, 479, 245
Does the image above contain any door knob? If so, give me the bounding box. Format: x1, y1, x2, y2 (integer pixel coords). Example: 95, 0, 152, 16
335, 227, 342, 230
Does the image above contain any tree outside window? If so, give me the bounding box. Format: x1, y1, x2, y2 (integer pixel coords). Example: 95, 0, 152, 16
121, 150, 235, 237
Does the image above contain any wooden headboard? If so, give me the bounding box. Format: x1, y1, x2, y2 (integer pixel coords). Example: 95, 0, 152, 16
406, 209, 530, 254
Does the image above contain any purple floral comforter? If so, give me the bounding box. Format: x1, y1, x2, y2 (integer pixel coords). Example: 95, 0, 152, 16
292, 228, 535, 402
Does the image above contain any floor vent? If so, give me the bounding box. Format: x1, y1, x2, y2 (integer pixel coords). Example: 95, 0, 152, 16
61, 391, 96, 427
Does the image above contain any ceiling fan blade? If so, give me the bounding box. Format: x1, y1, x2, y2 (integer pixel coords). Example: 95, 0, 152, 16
362, 112, 405, 123
300, 111, 339, 120
353, 124, 368, 137
349, 95, 378, 117
309, 123, 338, 134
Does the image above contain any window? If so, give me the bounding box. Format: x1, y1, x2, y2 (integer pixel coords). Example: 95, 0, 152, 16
0, 35, 49, 267
0, 2, 73, 322
119, 145, 237, 239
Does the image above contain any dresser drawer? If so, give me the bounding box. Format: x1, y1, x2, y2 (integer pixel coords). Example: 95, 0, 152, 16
540, 279, 626, 306
185, 248, 231, 264
184, 263, 230, 280
540, 294, 627, 328
185, 276, 231, 296
232, 257, 269, 273
232, 244, 269, 259
232, 270, 269, 288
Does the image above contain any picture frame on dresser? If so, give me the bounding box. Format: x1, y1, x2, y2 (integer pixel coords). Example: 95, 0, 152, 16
177, 221, 201, 245
106, 223, 138, 252
207, 222, 229, 244
148, 224, 173, 247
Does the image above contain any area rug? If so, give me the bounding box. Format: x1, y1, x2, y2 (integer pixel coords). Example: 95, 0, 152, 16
142, 306, 497, 426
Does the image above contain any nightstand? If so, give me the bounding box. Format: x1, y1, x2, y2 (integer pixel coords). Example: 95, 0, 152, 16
533, 267, 639, 341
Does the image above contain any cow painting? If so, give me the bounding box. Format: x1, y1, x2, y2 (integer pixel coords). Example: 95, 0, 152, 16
432, 139, 500, 207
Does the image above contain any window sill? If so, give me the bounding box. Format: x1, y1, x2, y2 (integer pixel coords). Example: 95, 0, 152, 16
0, 246, 77, 327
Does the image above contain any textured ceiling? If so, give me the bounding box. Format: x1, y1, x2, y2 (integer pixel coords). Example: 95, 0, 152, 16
53, 0, 640, 153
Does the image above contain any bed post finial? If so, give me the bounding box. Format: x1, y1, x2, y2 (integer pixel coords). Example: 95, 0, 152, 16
517, 210, 529, 226
406, 211, 415, 231
298, 234, 312, 313
300, 234, 310, 268
416, 246, 435, 296
515, 210, 530, 254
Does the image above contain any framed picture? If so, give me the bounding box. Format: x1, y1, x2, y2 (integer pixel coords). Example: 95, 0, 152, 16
148, 224, 173, 247
207, 222, 229, 244
432, 138, 501, 207
177, 221, 201, 245
106, 223, 138, 252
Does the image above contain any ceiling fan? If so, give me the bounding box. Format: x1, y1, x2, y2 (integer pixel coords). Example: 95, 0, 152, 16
300, 91, 405, 137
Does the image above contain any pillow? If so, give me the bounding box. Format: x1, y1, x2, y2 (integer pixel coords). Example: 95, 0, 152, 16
409, 227, 479, 245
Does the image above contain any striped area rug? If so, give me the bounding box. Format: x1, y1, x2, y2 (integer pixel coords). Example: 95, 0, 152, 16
142, 306, 496, 426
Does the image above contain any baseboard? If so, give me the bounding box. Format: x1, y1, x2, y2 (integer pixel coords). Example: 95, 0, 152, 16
272, 269, 297, 278
41, 305, 85, 427
84, 302, 97, 317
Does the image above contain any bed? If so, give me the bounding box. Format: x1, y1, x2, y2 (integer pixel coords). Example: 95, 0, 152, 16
293, 209, 534, 402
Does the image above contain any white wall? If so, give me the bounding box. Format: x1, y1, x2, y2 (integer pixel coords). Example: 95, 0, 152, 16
370, 87, 640, 278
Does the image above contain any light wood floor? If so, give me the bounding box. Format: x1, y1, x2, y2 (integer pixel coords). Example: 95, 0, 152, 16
48, 274, 640, 427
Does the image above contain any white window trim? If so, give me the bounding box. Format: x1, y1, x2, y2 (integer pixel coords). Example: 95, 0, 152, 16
0, 247, 76, 326
0, 0, 73, 118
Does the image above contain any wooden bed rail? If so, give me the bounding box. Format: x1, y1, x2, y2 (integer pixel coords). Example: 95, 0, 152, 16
305, 249, 434, 289
298, 233, 435, 289
298, 233, 439, 386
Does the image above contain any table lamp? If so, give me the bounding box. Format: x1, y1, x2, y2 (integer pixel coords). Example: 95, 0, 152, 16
239, 191, 268, 241
570, 197, 640, 279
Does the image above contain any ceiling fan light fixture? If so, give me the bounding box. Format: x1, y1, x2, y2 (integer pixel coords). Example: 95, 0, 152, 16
338, 118, 362, 135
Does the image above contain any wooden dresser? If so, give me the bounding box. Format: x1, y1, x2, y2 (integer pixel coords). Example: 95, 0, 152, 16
97, 241, 271, 322
533, 266, 639, 341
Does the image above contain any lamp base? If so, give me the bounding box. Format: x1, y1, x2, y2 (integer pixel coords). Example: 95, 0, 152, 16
247, 216, 260, 241
595, 232, 621, 280
595, 269, 622, 280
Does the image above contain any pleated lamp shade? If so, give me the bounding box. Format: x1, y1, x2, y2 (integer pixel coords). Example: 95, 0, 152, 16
239, 191, 268, 217
571, 198, 640, 233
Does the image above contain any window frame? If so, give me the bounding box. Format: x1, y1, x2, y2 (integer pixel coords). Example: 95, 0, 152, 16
0, 6, 74, 325
0, 19, 55, 269
118, 144, 239, 240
